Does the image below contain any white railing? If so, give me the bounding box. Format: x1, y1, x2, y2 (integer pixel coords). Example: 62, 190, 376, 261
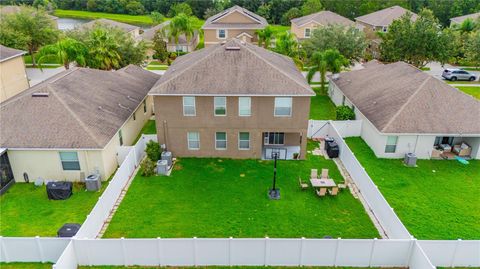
328, 122, 412, 239
308, 120, 362, 138
0, 237, 70, 263
419, 240, 480, 267
75, 135, 156, 239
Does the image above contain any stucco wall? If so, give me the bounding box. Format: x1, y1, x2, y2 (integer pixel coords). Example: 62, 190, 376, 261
216, 11, 258, 24
153, 96, 310, 159
204, 29, 258, 46
0, 56, 29, 102
291, 22, 321, 39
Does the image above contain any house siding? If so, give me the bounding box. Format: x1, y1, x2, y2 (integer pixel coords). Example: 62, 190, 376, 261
204, 29, 259, 46
0, 56, 29, 102
291, 22, 321, 39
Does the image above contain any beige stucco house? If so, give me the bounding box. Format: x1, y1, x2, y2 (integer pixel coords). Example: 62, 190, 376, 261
149, 39, 315, 160
202, 5, 268, 47
328, 61, 480, 160
355, 5, 417, 33
0, 45, 29, 103
80, 18, 141, 38
290, 11, 356, 40
138, 20, 200, 56
0, 65, 159, 183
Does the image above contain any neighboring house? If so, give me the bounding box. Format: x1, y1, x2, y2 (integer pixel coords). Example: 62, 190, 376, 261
328, 61, 480, 160
149, 39, 314, 160
80, 18, 140, 38
138, 21, 199, 56
290, 11, 357, 40
355, 5, 418, 33
202, 5, 268, 47
0, 5, 59, 28
0, 45, 29, 103
0, 65, 159, 185
450, 12, 480, 26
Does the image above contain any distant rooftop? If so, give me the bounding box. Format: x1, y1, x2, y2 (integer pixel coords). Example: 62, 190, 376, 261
291, 10, 355, 27
450, 12, 480, 24
0, 45, 26, 63
79, 18, 139, 33
355, 5, 418, 27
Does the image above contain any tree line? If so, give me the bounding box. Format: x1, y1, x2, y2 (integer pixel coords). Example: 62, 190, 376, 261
3, 0, 479, 26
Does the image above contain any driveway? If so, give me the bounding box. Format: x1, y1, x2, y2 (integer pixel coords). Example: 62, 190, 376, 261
425, 62, 480, 81
26, 67, 65, 86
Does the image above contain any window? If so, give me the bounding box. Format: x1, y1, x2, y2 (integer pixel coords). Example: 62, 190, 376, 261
385, 136, 398, 153
351, 105, 355, 112
264, 132, 284, 145
342, 95, 346, 105
238, 97, 251, 116
274, 97, 292, 116
214, 97, 227, 116
59, 152, 80, 171
382, 26, 388, 32
187, 132, 200, 150
215, 132, 227, 150
119, 130, 123, 146
143, 99, 147, 114
183, 96, 196, 116
304, 28, 311, 38
239, 132, 250, 150
218, 29, 226, 39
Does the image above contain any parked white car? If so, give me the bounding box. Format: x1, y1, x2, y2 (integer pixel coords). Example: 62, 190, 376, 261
442, 68, 477, 81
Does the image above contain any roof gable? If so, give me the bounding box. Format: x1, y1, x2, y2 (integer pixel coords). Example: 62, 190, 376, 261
355, 5, 418, 27
203, 5, 268, 29
450, 12, 480, 24
0, 45, 26, 62
291, 11, 355, 27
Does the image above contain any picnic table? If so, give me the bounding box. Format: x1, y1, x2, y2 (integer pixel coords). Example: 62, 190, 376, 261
310, 178, 336, 188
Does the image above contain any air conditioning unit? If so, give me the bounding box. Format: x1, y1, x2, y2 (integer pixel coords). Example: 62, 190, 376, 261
157, 160, 168, 175
85, 174, 101, 191
404, 153, 417, 167
161, 151, 172, 167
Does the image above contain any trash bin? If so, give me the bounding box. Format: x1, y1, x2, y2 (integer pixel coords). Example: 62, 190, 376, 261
324, 137, 334, 150
157, 160, 168, 175
327, 141, 339, 158
161, 151, 172, 167
57, 223, 81, 237
85, 174, 101, 191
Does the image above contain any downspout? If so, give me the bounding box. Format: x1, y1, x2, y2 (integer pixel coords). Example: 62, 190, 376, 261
163, 120, 169, 152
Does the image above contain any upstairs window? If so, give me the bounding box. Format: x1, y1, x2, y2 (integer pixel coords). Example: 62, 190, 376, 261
214, 97, 227, 116
183, 96, 196, 116
274, 97, 292, 117
218, 29, 226, 39
304, 28, 311, 38
238, 97, 251, 116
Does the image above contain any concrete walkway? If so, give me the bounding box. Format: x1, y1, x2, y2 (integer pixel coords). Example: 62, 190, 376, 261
26, 66, 65, 86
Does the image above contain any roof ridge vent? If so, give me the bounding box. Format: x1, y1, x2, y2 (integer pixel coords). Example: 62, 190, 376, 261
118, 103, 132, 111
127, 95, 139, 102
32, 92, 49, 97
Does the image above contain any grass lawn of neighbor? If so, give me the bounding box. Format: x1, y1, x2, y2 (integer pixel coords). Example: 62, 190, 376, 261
54, 9, 155, 25
104, 140, 379, 239
0, 182, 106, 237
310, 87, 336, 120
133, 120, 157, 143
0, 263, 52, 269
456, 86, 480, 100
345, 137, 480, 240
446, 80, 480, 85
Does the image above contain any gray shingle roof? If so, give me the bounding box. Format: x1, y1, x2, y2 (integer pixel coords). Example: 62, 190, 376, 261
202, 5, 268, 29
355, 5, 418, 27
80, 18, 139, 33
291, 11, 355, 27
0, 45, 26, 62
0, 65, 159, 149
149, 39, 314, 96
139, 21, 199, 45
450, 12, 480, 24
330, 61, 480, 134
0, 5, 58, 20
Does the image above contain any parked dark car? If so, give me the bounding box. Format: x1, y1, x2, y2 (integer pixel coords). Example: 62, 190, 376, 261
442, 69, 477, 81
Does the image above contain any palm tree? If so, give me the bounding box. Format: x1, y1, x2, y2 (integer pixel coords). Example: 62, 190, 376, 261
274, 31, 305, 69
456, 18, 476, 33
168, 13, 195, 52
86, 28, 121, 70
38, 38, 87, 70
256, 26, 275, 49
307, 49, 348, 92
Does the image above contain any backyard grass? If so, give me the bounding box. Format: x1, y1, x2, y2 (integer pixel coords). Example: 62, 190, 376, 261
0, 263, 52, 269
104, 140, 379, 239
0, 182, 106, 237
310, 87, 336, 120
345, 137, 480, 240
456, 86, 480, 100
54, 9, 155, 25
270, 25, 290, 35
133, 120, 157, 143
146, 65, 169, 70
24, 53, 61, 65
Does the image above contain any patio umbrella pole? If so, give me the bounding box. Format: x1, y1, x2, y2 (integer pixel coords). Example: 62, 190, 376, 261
268, 152, 280, 200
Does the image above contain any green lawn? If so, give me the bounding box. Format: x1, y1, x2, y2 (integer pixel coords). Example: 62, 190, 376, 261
24, 53, 61, 65
54, 9, 154, 25
420, 67, 431, 71
80, 267, 391, 269
0, 182, 106, 237
461, 67, 480, 71
146, 65, 169, 70
456, 86, 480, 100
310, 87, 336, 120
133, 120, 157, 143
104, 140, 379, 239
446, 80, 480, 84
0, 263, 52, 269
270, 25, 290, 35
345, 137, 480, 240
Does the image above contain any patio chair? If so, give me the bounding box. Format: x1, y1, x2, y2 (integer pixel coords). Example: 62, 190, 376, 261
311, 169, 318, 179
298, 177, 308, 190
321, 169, 329, 179
329, 187, 339, 196
316, 188, 327, 197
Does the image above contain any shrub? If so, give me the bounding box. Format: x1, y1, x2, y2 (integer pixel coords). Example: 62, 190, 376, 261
140, 158, 156, 177
336, 105, 355, 120
145, 140, 161, 161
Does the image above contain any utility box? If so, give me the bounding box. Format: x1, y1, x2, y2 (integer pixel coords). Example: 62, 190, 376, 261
57, 223, 81, 237
157, 160, 168, 175
404, 153, 417, 167
85, 174, 101, 191
161, 151, 172, 167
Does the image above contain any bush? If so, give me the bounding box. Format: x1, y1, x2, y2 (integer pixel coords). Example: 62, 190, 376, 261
336, 105, 355, 120
140, 158, 156, 177
145, 140, 161, 161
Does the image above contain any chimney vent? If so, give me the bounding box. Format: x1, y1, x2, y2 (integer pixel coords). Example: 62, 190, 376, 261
32, 92, 49, 97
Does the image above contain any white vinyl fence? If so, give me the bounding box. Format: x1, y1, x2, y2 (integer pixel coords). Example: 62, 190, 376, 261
75, 135, 157, 239
308, 120, 362, 138
419, 240, 480, 267
0, 237, 70, 263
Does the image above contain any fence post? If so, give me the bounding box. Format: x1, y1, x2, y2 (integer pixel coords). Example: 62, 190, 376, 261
333, 238, 341, 266
193, 237, 197, 266
368, 238, 377, 266
406, 238, 417, 266
157, 237, 163, 266
299, 237, 305, 266
228, 237, 232, 266
0, 236, 8, 263
264, 237, 270, 265
450, 239, 461, 267
35, 236, 45, 263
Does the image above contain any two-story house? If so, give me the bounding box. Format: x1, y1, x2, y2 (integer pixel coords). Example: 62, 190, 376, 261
149, 39, 314, 160
202, 5, 268, 47
290, 11, 357, 40
0, 45, 29, 103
